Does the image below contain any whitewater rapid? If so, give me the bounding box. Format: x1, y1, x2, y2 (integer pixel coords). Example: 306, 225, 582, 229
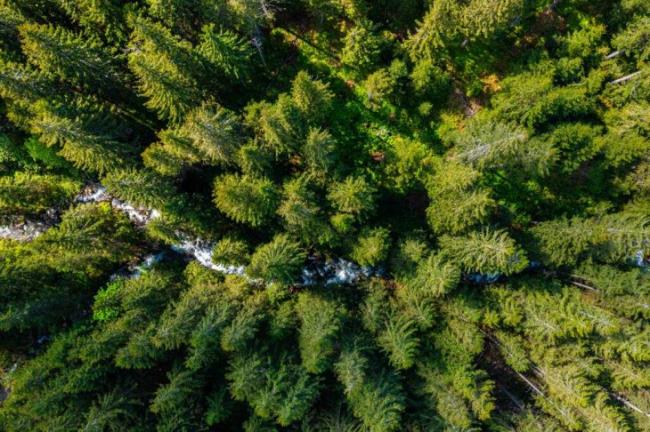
4, 183, 644, 283
1, 183, 378, 285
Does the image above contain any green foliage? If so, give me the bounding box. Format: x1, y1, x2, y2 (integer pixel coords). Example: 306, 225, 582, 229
198, 23, 252, 80
303, 127, 337, 176
0, 171, 79, 215
127, 15, 201, 122
277, 175, 333, 246
341, 20, 383, 74
405, 0, 522, 60
378, 311, 419, 369
450, 116, 528, 169
30, 98, 133, 174
103, 168, 175, 209
19, 22, 120, 89
425, 160, 496, 234
247, 234, 307, 283
0, 203, 139, 331
213, 173, 279, 227
351, 227, 391, 266
296, 291, 343, 373
440, 230, 529, 275
23, 136, 71, 169
336, 348, 406, 432
54, 0, 126, 42
212, 237, 250, 266
248, 71, 333, 157
227, 352, 320, 426
613, 15, 650, 65
408, 253, 461, 298
328, 176, 376, 219
290, 70, 334, 123
2, 3, 650, 431
177, 101, 245, 165
410, 59, 451, 101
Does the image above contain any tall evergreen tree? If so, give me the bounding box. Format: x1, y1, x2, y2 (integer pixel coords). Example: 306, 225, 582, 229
19, 23, 121, 89
127, 16, 201, 122
213, 173, 279, 227
30, 99, 132, 173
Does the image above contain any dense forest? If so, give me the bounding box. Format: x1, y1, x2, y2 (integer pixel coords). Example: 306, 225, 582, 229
1, 0, 649, 430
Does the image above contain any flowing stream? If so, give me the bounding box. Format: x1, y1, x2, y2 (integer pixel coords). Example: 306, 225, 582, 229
1, 184, 377, 285
4, 184, 645, 283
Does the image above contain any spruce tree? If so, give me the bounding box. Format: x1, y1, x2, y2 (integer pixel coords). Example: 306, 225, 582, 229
2, 3, 650, 431
440, 229, 529, 275
213, 173, 279, 227
247, 234, 306, 284
19, 23, 121, 89
295, 291, 343, 373
198, 23, 253, 80
277, 175, 333, 246
127, 16, 201, 122
30, 99, 131, 173
0, 172, 79, 215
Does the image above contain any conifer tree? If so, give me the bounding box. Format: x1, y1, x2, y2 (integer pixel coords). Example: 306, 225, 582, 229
253, 95, 303, 156
213, 173, 279, 227
54, 0, 126, 42
146, 0, 227, 34
0, 172, 79, 215
450, 116, 528, 170
81, 390, 140, 432
127, 16, 201, 122
440, 229, 528, 275
236, 140, 274, 177
341, 20, 383, 74
19, 23, 121, 89
247, 234, 306, 283
351, 227, 391, 266
335, 346, 406, 432
303, 127, 337, 176
277, 175, 333, 246
0, 59, 55, 126
0, 203, 138, 331
212, 237, 250, 267
290, 71, 334, 123
404, 0, 460, 60
328, 176, 376, 219
198, 23, 253, 80
179, 101, 245, 165
296, 291, 343, 373
408, 253, 461, 298
0, 2, 25, 51
102, 168, 175, 209
377, 310, 419, 370
425, 161, 495, 235
30, 99, 131, 173
150, 367, 204, 430
2, 3, 650, 431
227, 351, 320, 426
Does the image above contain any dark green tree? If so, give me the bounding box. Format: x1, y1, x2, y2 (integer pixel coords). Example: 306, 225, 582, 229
213, 173, 279, 227
247, 234, 306, 284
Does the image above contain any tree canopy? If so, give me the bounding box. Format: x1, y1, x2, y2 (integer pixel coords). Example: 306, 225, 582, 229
1, 0, 650, 431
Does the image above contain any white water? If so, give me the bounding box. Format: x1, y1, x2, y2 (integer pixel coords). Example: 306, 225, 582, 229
1, 184, 161, 241
0, 219, 52, 241
301, 257, 376, 286
170, 235, 377, 285
171, 237, 247, 276
634, 250, 648, 268
75, 184, 161, 226
1, 182, 377, 285
74, 185, 110, 203
3, 182, 647, 284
